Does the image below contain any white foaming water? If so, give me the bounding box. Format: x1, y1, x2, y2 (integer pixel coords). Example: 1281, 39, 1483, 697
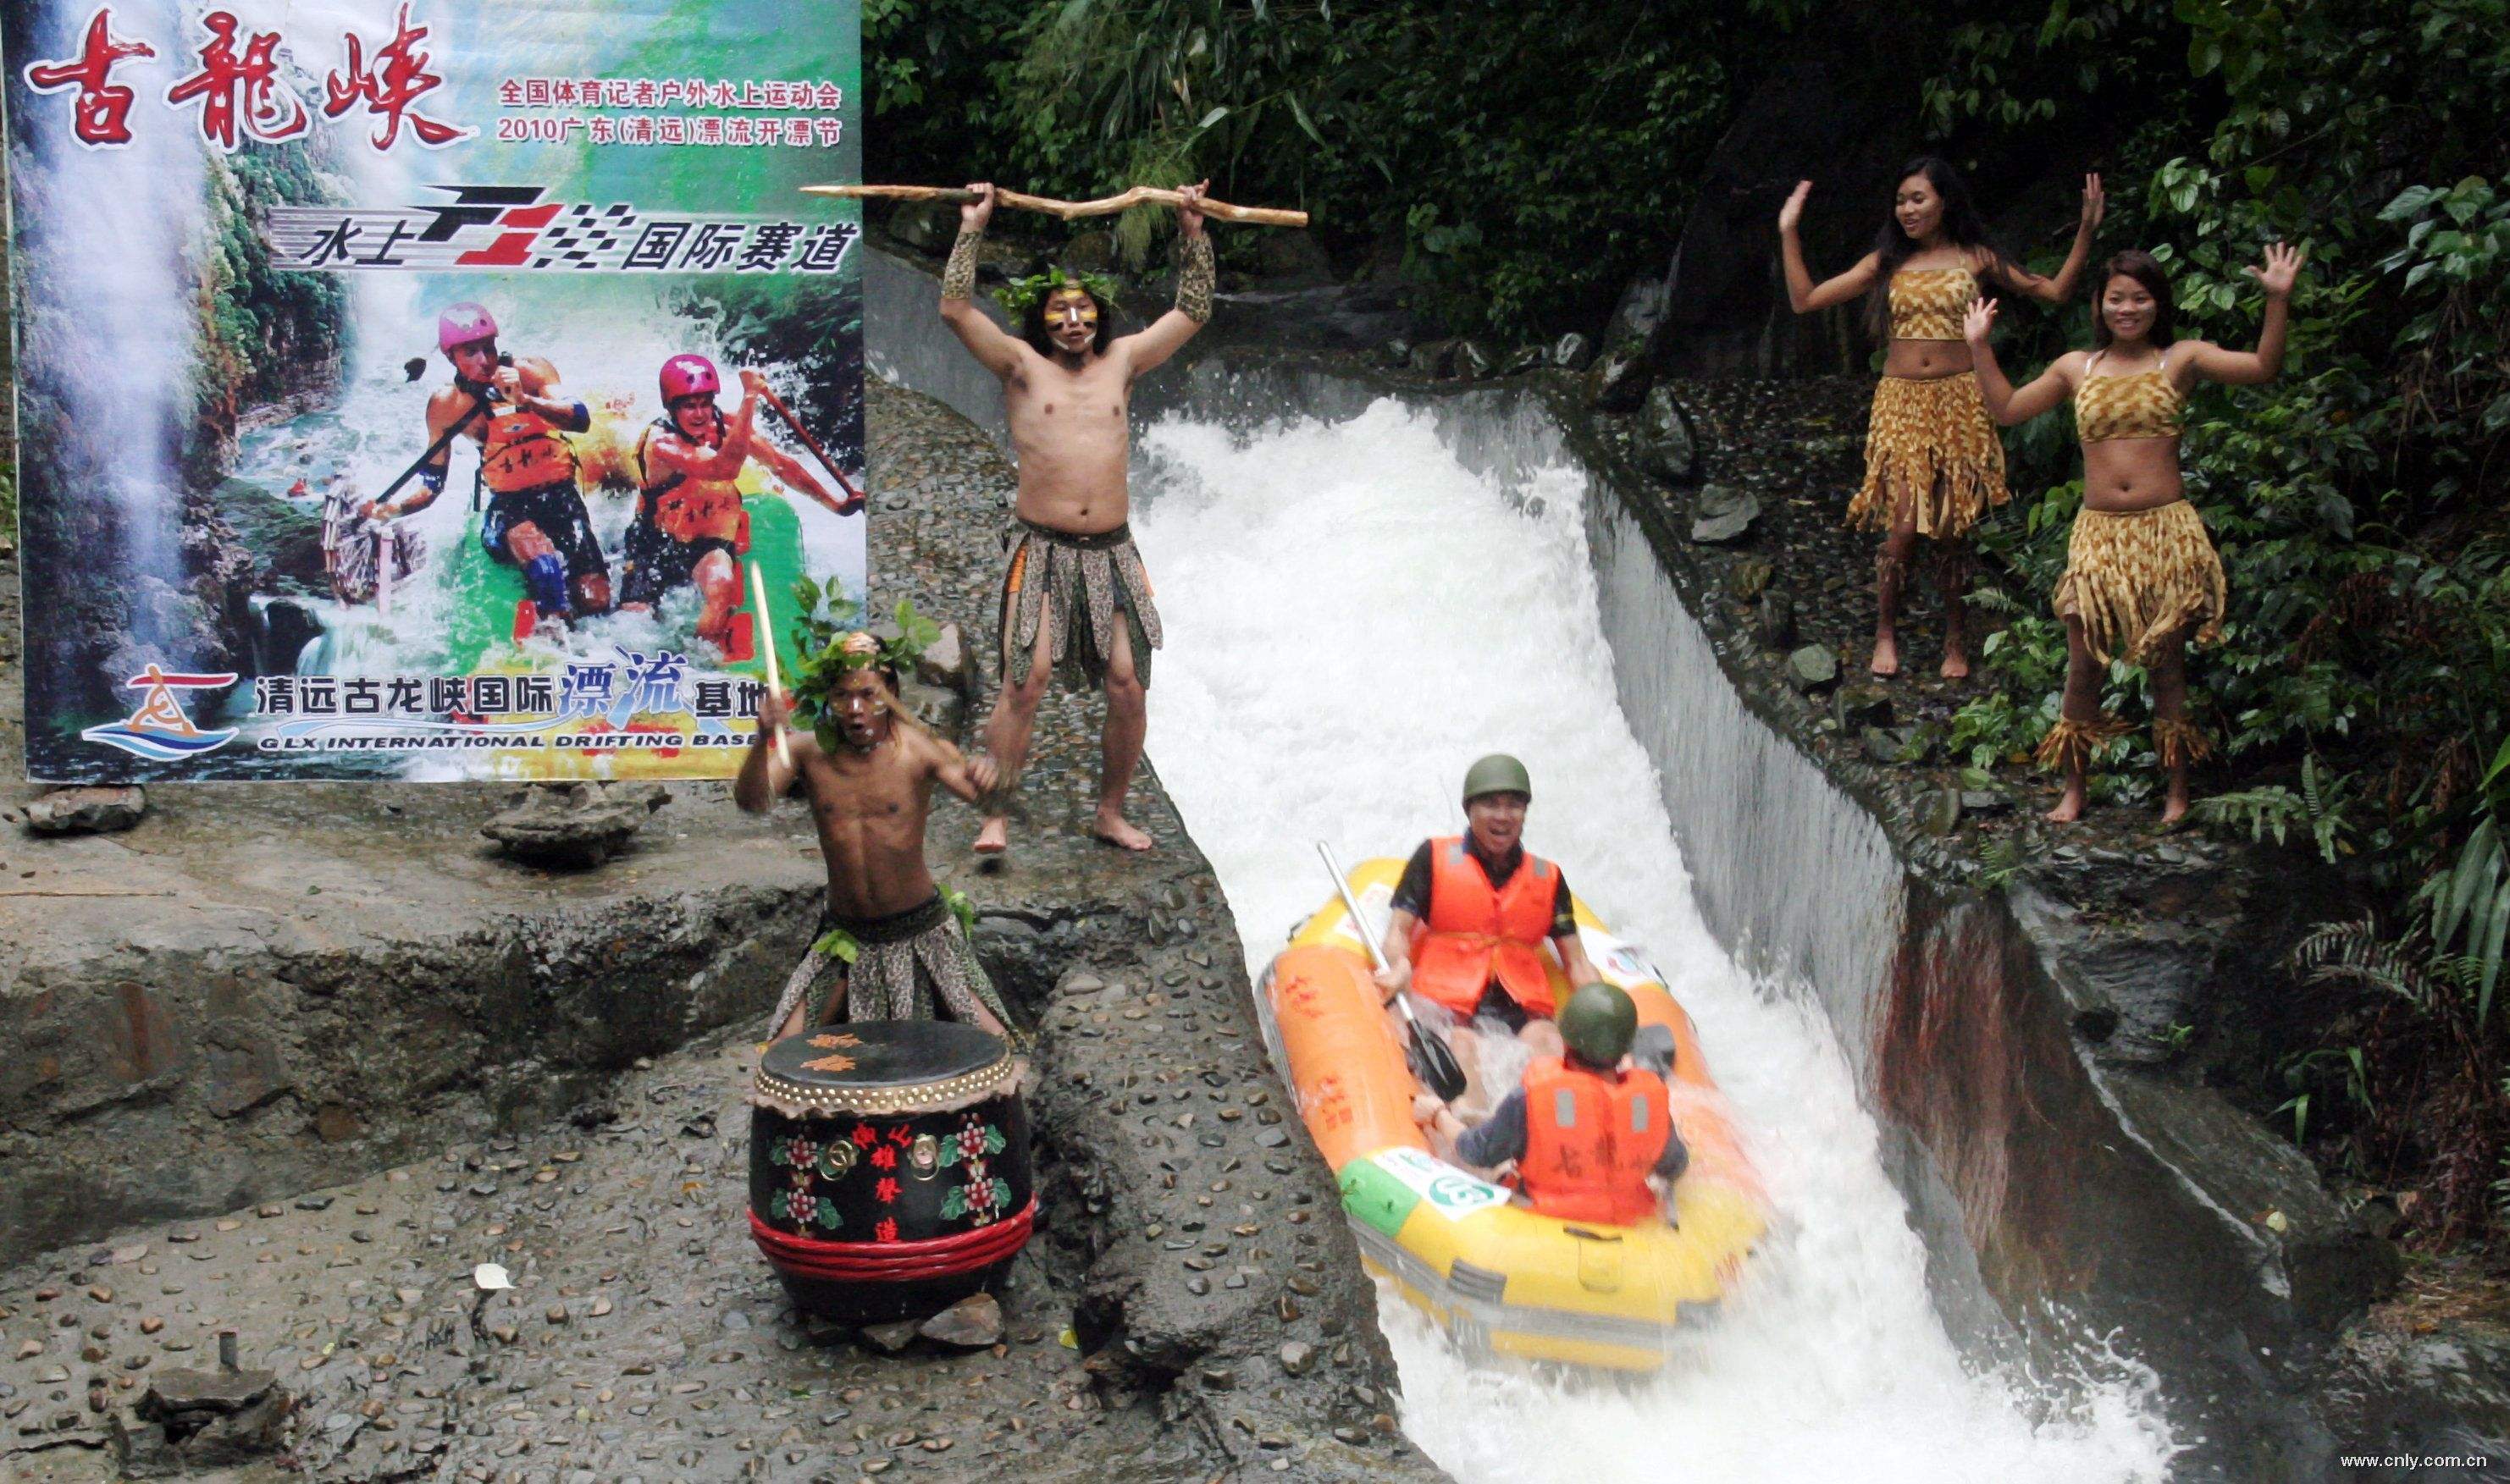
1129, 401, 2180, 1483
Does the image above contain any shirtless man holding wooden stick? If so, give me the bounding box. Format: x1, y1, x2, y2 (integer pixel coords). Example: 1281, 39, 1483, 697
937, 180, 1216, 854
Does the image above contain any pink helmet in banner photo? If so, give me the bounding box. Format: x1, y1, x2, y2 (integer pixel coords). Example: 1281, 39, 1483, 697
437, 301, 499, 354
661, 354, 721, 404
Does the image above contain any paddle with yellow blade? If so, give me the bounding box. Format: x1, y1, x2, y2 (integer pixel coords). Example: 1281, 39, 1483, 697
1319, 841, 1468, 1104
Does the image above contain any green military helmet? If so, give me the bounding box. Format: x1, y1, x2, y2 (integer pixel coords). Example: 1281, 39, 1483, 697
1460, 753, 1532, 804
1557, 982, 1639, 1067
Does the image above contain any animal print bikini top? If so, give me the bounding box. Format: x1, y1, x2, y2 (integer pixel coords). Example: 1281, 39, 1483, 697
2074, 350, 2185, 443
1888, 268, 1976, 341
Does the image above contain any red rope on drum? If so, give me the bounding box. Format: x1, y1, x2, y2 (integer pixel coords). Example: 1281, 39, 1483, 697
749, 1199, 1037, 1282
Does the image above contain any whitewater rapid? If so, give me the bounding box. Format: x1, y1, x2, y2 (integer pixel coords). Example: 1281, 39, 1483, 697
1126, 400, 2181, 1483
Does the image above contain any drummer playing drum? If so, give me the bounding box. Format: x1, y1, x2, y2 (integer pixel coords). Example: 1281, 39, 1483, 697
738, 632, 1022, 1044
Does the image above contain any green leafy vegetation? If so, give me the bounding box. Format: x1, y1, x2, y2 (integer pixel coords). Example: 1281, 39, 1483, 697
1931, 0, 2510, 1244
863, 0, 2510, 1245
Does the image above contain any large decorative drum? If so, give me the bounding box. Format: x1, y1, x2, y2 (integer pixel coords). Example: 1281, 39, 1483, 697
746, 1021, 1034, 1324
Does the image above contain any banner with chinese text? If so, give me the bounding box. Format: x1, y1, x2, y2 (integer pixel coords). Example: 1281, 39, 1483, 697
5, 0, 864, 781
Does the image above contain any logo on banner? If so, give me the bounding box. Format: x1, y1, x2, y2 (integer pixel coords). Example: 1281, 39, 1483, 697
82, 665, 240, 761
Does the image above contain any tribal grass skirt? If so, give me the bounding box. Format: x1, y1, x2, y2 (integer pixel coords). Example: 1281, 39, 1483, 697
2052, 500, 2226, 666
998, 520, 1162, 692
768, 897, 1024, 1050
1846, 372, 2010, 539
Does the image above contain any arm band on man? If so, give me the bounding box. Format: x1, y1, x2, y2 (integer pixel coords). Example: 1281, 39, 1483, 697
1175, 234, 1216, 324
556, 400, 591, 433
942, 226, 983, 302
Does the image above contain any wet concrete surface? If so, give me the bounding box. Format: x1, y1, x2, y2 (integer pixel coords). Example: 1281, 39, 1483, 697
0, 379, 1445, 1482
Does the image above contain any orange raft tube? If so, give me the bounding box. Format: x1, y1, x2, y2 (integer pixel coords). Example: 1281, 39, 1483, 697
1255, 857, 1768, 1371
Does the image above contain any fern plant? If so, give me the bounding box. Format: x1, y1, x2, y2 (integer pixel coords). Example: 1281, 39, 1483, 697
2192, 754, 2357, 863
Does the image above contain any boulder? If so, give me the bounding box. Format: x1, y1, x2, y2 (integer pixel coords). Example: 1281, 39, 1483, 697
1451, 339, 1497, 379
479, 782, 668, 869
1756, 592, 1798, 651
1498, 345, 1548, 377
25, 786, 148, 836
888, 200, 959, 254
1786, 643, 1838, 693
1635, 383, 1700, 483
1833, 683, 1893, 730
916, 1293, 1003, 1349
915, 621, 971, 696
1250, 229, 1335, 287
1688, 485, 1759, 545
1059, 229, 1120, 276
1551, 332, 1595, 371
1406, 339, 1456, 378
1602, 272, 1672, 350
1728, 559, 1775, 604
1584, 345, 1652, 412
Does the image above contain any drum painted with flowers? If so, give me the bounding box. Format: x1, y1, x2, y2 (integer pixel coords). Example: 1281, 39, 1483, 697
746, 1020, 1034, 1324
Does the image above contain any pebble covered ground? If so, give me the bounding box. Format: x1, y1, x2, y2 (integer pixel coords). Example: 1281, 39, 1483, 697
0, 379, 1443, 1484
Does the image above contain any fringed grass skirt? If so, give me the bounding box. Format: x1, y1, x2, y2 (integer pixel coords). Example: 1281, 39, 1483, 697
998, 519, 1162, 692
1847, 372, 2010, 539
768, 896, 1024, 1050
2052, 501, 2226, 665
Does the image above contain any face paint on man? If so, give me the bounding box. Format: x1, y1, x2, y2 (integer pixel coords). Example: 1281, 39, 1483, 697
831, 667, 895, 752
1045, 288, 1098, 351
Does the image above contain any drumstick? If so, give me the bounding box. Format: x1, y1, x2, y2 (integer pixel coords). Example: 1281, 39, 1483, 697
747, 561, 793, 770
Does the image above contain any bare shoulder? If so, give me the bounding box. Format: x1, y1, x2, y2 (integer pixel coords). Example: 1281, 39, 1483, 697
2050, 348, 2092, 384
516, 355, 563, 390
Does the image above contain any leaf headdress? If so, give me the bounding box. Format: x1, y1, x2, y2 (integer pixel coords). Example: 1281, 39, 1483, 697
995, 264, 1122, 322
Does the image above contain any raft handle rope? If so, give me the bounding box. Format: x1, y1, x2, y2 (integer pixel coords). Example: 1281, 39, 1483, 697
749, 1199, 1035, 1281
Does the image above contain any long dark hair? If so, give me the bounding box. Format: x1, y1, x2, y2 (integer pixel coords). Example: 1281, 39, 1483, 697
2090, 250, 2176, 354
1021, 276, 1114, 357
1866, 157, 2015, 339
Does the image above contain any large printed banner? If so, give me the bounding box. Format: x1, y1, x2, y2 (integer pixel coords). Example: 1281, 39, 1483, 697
5, 0, 865, 781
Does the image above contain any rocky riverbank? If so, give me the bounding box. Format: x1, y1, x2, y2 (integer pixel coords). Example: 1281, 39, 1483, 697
0, 378, 1445, 1483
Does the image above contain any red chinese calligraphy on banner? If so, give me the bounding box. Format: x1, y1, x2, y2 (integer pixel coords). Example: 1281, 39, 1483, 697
21, 8, 157, 148
323, 3, 467, 150
164, 9, 309, 150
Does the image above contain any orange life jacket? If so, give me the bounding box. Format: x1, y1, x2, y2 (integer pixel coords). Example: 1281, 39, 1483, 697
635, 417, 750, 549
1518, 1056, 1671, 1226
477, 409, 579, 495
1410, 836, 1561, 1018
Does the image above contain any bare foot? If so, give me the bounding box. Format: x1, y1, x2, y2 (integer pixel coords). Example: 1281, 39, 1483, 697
1092, 808, 1153, 852
1939, 642, 1971, 681
2045, 783, 2087, 824
1870, 632, 1900, 677
973, 816, 1010, 855
2159, 786, 2191, 826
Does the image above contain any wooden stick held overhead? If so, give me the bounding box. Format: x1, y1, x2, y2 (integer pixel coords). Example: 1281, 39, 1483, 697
803, 183, 1308, 229
747, 561, 793, 770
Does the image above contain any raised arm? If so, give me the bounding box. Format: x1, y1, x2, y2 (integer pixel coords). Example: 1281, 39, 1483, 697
649, 391, 759, 483
735, 687, 806, 813
2181, 243, 2303, 387
1120, 182, 1214, 378
1985, 174, 2104, 306
507, 356, 591, 432
937, 183, 1027, 379
1778, 181, 1881, 314
1964, 300, 2076, 425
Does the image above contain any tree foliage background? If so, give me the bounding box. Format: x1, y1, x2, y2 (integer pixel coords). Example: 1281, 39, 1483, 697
865, 0, 2510, 1244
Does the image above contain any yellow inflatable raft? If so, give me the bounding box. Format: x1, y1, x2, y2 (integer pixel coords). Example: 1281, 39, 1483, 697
1256, 858, 1767, 1371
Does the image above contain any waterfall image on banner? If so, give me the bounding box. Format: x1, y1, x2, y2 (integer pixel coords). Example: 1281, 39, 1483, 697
4, 0, 865, 782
